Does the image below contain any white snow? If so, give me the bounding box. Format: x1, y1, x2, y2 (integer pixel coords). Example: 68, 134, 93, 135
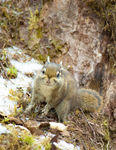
0, 46, 42, 115
0, 123, 10, 135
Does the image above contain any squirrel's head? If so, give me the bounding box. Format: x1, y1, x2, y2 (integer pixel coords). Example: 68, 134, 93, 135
38, 57, 64, 87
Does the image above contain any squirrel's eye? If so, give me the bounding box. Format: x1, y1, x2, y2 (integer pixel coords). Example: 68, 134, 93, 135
56, 72, 60, 78
42, 70, 45, 74
41, 68, 46, 74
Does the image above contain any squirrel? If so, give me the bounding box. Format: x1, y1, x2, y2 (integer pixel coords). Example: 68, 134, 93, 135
24, 57, 103, 122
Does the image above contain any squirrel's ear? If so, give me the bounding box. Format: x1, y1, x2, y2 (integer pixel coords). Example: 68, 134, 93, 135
46, 56, 50, 64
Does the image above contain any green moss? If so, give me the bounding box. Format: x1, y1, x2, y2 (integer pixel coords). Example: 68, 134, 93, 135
102, 119, 110, 150
0, 50, 10, 68
0, 124, 52, 150
1, 117, 10, 123
20, 133, 51, 150
44, 39, 69, 59
20, 135, 34, 145
9, 88, 24, 101
36, 27, 43, 39
0, 0, 24, 45
50, 39, 68, 56
0, 50, 16, 78
28, 9, 43, 39
7, 66, 17, 79
37, 54, 47, 62
0, 50, 7, 60
102, 120, 110, 141
40, 138, 51, 150
0, 129, 32, 150
51, 39, 64, 51
28, 9, 40, 31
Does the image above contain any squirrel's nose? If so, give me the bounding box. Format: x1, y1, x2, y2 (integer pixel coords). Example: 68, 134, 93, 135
47, 79, 50, 84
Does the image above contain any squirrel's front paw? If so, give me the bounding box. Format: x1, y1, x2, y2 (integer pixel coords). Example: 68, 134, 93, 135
41, 107, 48, 116
41, 104, 51, 117
24, 107, 32, 115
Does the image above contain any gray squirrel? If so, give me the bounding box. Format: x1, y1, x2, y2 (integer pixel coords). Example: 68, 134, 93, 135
24, 57, 103, 121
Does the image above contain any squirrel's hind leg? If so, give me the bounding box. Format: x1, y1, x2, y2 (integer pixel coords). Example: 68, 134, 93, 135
56, 100, 70, 122
24, 101, 36, 114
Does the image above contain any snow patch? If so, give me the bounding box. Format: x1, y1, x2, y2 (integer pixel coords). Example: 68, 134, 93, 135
0, 123, 10, 135
0, 46, 43, 115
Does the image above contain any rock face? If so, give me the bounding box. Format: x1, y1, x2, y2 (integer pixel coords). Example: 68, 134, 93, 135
27, 0, 106, 87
